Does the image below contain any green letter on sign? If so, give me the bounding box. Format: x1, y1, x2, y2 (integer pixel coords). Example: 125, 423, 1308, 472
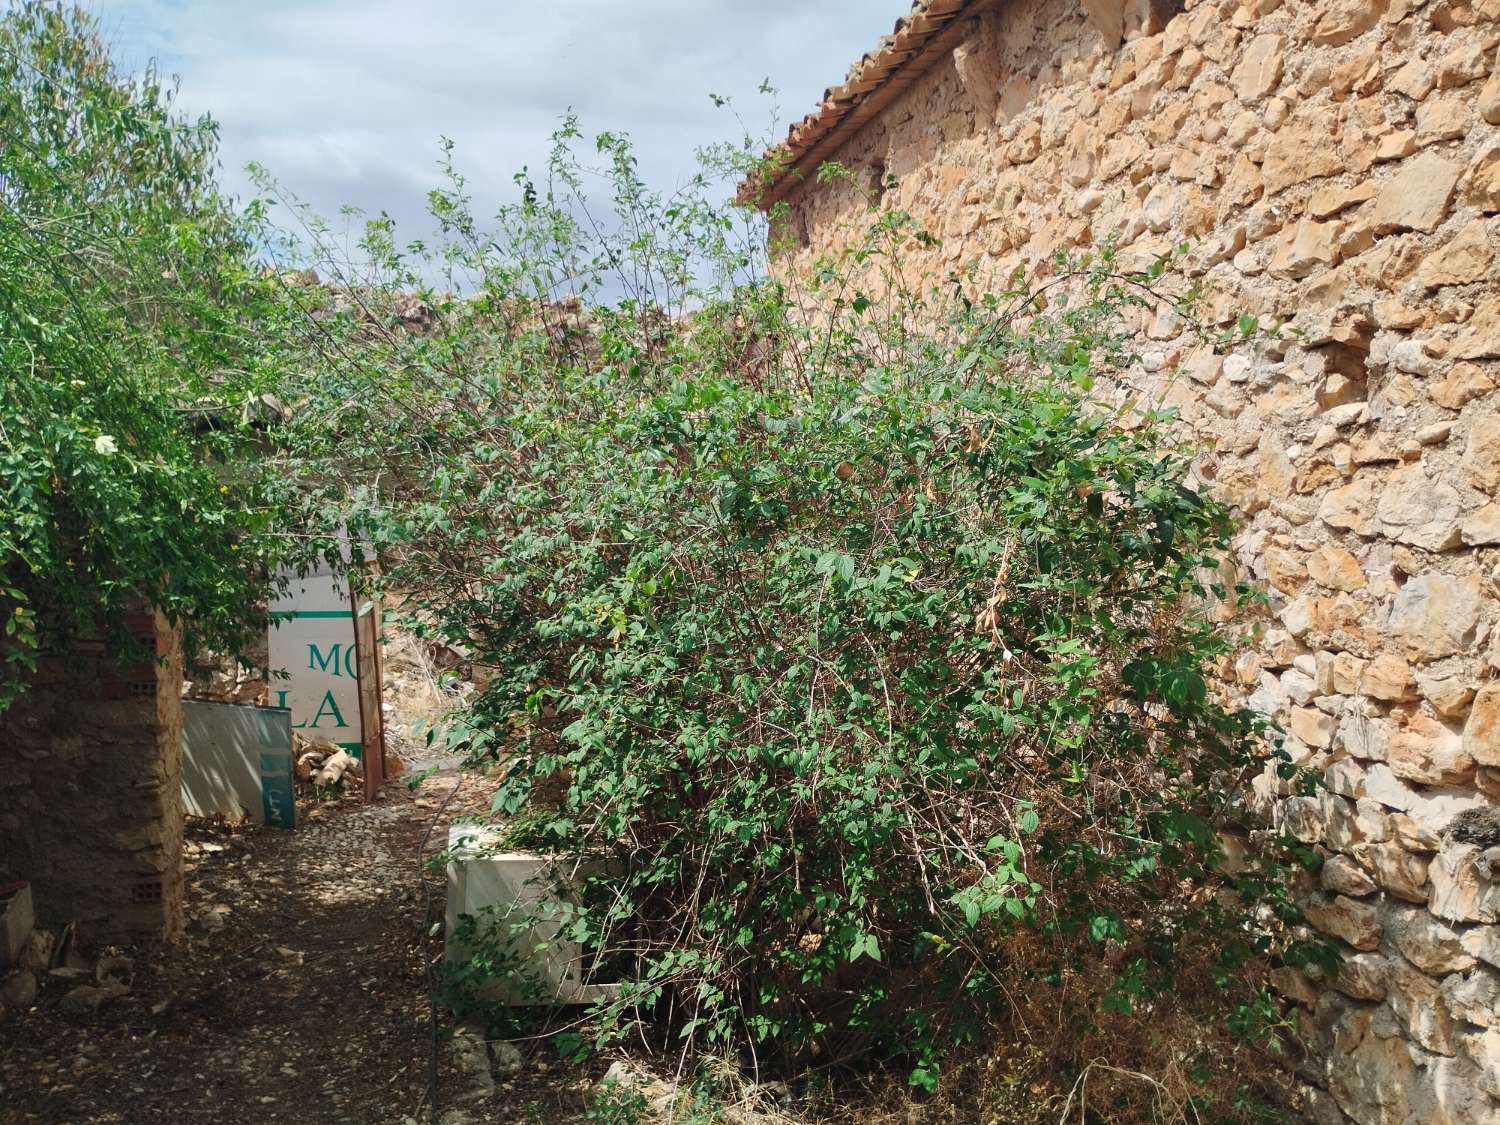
308, 643, 344, 677
309, 690, 348, 729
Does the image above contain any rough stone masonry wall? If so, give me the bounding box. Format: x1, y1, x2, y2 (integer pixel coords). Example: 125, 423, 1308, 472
773, 0, 1500, 1121
0, 612, 185, 941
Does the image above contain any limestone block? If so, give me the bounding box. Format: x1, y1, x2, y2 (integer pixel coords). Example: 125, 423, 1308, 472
1411, 1048, 1500, 1124
1390, 58, 1439, 100
1333, 950, 1391, 1000
1361, 655, 1415, 703
1416, 96, 1473, 146
1325, 853, 1381, 896
1430, 362, 1495, 409
1386, 959, 1459, 1054
1262, 107, 1344, 194
1418, 670, 1476, 720
1283, 666, 1320, 704
1291, 705, 1338, 748
1466, 683, 1500, 768
1457, 1026, 1500, 1099
1483, 71, 1500, 126
1341, 705, 1389, 760
1388, 813, 1441, 858
1386, 902, 1478, 973
1308, 0, 1389, 46
1271, 964, 1322, 1005
1328, 1001, 1416, 1124
1437, 35, 1494, 89
1387, 709, 1476, 785
1372, 841, 1432, 902
1305, 892, 1383, 949
1329, 756, 1371, 798
1270, 219, 1343, 278
1284, 794, 1328, 843
1466, 414, 1500, 492
1376, 465, 1464, 550
1388, 573, 1482, 662
1442, 965, 1500, 1027
1372, 152, 1462, 233
1466, 146, 1500, 213
1320, 477, 1380, 535
1465, 503, 1500, 546
1418, 219, 1495, 288
1454, 296, 1500, 358
1431, 844, 1500, 924
1232, 32, 1285, 101
1309, 545, 1368, 591
1463, 925, 1500, 969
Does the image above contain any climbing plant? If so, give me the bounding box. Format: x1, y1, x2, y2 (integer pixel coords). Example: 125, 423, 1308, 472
274, 123, 1326, 1117
0, 2, 289, 707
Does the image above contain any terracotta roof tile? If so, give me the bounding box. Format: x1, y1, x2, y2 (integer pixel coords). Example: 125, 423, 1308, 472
739, 0, 989, 209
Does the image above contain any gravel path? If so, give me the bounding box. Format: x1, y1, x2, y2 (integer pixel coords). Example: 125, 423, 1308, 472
0, 774, 494, 1124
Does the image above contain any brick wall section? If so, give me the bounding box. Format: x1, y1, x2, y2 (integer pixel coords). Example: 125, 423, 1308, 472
769, 0, 1500, 1121
0, 611, 185, 940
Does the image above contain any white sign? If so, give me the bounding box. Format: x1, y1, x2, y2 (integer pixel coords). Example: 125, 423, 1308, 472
268, 569, 363, 754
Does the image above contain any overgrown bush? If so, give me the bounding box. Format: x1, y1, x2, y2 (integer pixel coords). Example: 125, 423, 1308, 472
0, 2, 296, 705
277, 126, 1324, 1118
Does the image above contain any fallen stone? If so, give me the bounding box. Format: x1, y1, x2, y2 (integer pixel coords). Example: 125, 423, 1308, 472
1, 970, 36, 1009
490, 1040, 525, 1078
59, 982, 128, 1019
314, 750, 355, 788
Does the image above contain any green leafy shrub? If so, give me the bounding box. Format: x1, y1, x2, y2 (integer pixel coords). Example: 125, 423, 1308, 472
277, 127, 1322, 1115
0, 2, 294, 704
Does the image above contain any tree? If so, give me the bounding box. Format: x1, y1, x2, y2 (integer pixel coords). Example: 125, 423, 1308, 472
0, 2, 284, 706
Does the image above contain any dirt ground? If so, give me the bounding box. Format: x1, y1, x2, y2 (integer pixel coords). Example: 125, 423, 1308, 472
0, 766, 597, 1125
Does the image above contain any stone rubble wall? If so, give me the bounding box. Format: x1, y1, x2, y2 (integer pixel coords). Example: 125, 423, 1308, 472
773, 0, 1500, 1121
0, 612, 185, 940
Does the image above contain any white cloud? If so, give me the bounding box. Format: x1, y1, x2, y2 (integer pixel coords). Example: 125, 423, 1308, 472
89, 0, 904, 240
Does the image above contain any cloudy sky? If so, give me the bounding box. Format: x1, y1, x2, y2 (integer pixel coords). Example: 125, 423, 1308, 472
92, 1, 901, 241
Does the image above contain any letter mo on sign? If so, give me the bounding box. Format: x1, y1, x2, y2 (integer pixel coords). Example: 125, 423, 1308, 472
268, 572, 363, 752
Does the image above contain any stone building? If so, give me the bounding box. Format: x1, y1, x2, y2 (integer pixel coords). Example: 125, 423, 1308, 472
0, 612, 186, 940
747, 0, 1500, 1121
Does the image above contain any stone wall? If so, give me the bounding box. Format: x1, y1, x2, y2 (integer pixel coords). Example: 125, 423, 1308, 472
770, 0, 1500, 1120
0, 611, 185, 940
